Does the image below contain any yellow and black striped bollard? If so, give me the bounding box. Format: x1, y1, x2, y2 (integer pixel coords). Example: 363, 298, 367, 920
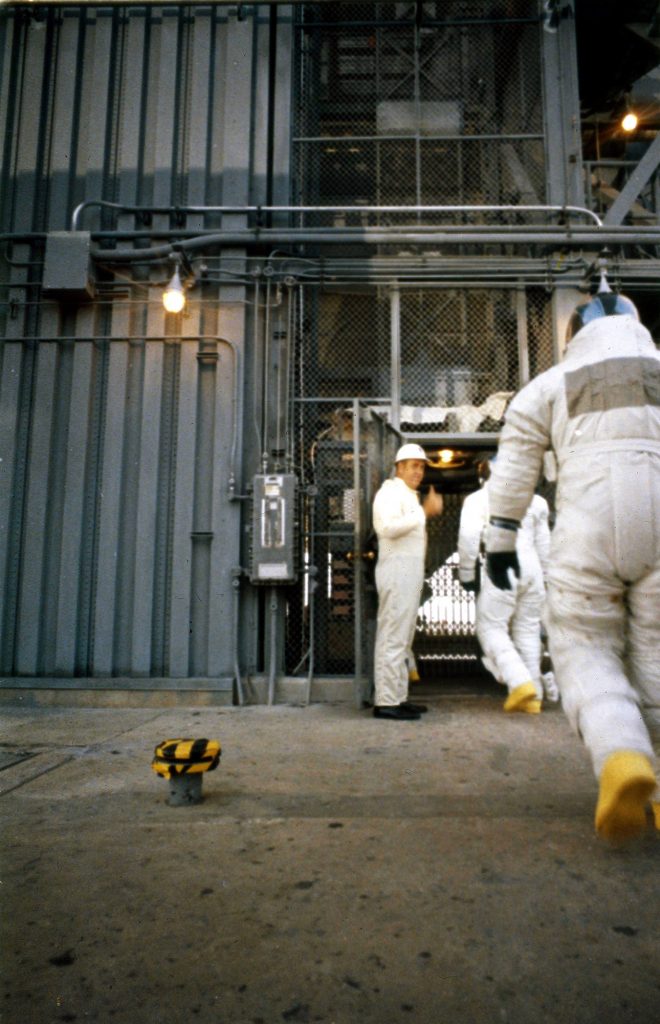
151, 738, 221, 805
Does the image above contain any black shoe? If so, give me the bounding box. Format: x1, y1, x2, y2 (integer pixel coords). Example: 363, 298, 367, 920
401, 701, 428, 714
373, 705, 421, 721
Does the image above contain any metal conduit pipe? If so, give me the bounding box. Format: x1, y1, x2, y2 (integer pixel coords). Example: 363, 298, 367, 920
304, 490, 317, 707
267, 588, 278, 706
231, 571, 245, 707
90, 226, 660, 262
190, 339, 218, 677
72, 200, 603, 230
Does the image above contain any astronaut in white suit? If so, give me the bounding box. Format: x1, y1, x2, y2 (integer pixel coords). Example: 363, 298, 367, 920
484, 280, 659, 842
458, 459, 553, 713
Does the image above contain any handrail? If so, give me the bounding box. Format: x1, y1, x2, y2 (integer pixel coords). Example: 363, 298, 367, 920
71, 199, 603, 231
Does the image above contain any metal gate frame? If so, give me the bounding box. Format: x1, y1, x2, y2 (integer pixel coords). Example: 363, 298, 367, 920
349, 400, 401, 707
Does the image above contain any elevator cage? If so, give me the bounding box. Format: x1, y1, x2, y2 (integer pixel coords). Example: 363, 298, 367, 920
285, 280, 554, 681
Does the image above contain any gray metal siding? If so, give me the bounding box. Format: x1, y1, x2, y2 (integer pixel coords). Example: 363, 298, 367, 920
0, 4, 289, 680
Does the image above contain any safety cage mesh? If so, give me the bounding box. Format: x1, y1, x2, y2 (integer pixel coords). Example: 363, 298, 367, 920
292, 0, 546, 237
285, 1, 552, 680
284, 284, 553, 678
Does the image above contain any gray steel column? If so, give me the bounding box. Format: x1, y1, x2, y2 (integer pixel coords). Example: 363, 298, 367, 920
540, 1, 584, 207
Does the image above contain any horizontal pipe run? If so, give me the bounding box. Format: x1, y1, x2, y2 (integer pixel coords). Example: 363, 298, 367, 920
90, 227, 660, 262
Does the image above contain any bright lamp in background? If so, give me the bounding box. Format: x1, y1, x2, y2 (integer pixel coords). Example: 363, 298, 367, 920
621, 111, 638, 132
162, 264, 186, 313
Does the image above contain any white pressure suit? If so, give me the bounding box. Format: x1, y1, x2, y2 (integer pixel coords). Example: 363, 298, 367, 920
487, 314, 660, 786
372, 477, 426, 707
458, 485, 550, 699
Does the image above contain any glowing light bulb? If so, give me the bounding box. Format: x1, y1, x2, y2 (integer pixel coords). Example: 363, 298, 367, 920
438, 449, 454, 464
621, 112, 638, 132
162, 267, 186, 313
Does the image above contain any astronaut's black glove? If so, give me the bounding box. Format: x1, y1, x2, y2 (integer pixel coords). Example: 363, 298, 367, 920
485, 551, 520, 591
485, 517, 521, 591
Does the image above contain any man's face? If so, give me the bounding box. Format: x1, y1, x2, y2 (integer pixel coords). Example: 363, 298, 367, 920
396, 458, 426, 490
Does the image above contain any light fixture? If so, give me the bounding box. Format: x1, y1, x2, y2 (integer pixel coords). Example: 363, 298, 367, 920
619, 91, 639, 133
427, 449, 456, 468
162, 263, 186, 314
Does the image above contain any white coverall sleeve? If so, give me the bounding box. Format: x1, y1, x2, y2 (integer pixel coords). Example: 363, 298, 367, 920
373, 482, 421, 540
457, 492, 485, 583
487, 376, 554, 528
533, 497, 551, 578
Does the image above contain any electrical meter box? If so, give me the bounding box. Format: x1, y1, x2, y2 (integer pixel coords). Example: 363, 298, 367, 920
250, 474, 298, 584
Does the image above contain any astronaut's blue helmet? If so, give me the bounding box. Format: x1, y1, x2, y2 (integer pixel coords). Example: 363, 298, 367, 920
566, 272, 639, 342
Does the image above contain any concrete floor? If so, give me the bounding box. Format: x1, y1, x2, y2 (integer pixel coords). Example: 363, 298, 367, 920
1, 695, 658, 1024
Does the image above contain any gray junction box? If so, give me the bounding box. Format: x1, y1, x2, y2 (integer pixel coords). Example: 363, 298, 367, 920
42, 232, 96, 301
250, 474, 298, 584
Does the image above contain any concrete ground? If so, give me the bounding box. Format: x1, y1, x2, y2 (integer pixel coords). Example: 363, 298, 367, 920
1, 694, 658, 1024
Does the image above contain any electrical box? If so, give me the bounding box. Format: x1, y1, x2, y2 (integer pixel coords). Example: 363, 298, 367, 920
249, 473, 298, 584
42, 232, 96, 301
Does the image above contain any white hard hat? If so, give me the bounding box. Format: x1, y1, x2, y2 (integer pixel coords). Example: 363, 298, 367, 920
394, 443, 428, 463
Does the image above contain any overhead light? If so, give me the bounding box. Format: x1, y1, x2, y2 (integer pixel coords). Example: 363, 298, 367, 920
621, 111, 638, 132
427, 449, 455, 468
162, 264, 186, 314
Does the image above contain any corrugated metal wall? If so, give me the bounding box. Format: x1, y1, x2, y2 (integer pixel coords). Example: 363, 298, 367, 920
0, 4, 292, 682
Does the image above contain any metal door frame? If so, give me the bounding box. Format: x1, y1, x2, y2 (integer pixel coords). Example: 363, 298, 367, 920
350, 399, 401, 708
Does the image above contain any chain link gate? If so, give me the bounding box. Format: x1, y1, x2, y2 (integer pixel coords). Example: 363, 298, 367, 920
287, 396, 399, 704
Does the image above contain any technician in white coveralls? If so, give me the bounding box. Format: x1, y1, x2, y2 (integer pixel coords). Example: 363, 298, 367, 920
458, 459, 554, 713
484, 279, 660, 841
372, 444, 444, 720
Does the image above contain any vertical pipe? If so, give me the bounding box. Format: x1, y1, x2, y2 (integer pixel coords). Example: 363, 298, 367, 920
352, 398, 364, 708
267, 587, 278, 705
413, 13, 422, 211
303, 488, 316, 706
151, 339, 180, 674
516, 285, 530, 386
189, 339, 218, 676
232, 570, 245, 705
390, 283, 401, 430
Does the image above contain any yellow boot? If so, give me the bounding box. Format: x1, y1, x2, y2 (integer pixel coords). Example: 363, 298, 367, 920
503, 682, 542, 714
595, 751, 656, 842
